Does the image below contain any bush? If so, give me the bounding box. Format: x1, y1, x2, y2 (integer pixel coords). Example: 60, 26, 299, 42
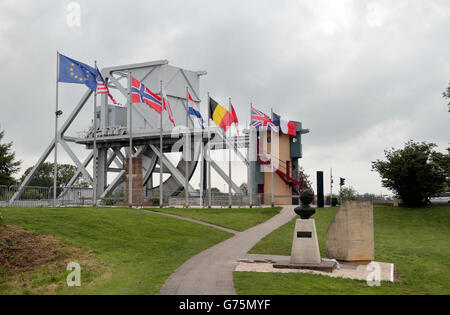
22, 189, 45, 200
103, 191, 125, 206
341, 187, 359, 201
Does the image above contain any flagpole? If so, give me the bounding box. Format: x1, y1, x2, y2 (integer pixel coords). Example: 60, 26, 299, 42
199, 98, 204, 208
207, 92, 211, 208
93, 60, 98, 207
53, 51, 60, 207
200, 139, 204, 207
159, 80, 164, 208
270, 107, 275, 207
228, 97, 232, 208
248, 103, 253, 208
185, 87, 190, 208
128, 72, 133, 207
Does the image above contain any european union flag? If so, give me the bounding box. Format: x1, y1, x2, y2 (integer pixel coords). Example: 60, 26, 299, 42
58, 53, 99, 91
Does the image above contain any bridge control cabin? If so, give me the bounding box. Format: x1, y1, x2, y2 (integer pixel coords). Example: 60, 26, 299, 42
250, 123, 309, 205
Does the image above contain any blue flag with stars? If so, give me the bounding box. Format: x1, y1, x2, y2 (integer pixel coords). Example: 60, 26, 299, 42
58, 53, 99, 91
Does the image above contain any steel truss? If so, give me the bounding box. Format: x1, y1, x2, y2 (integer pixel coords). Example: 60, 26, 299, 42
10, 60, 248, 205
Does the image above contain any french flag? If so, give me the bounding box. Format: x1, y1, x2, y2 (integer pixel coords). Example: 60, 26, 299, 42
272, 112, 298, 136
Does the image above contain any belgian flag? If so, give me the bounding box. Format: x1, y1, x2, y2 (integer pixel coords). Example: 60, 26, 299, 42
209, 97, 235, 131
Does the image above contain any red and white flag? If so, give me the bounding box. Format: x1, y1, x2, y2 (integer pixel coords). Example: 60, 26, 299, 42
162, 87, 175, 126
230, 103, 239, 135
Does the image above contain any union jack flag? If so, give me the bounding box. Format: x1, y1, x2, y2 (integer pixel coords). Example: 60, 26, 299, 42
131, 77, 162, 114
95, 67, 122, 106
251, 107, 278, 132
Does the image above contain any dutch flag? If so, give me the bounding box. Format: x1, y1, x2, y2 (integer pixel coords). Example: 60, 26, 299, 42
188, 93, 205, 129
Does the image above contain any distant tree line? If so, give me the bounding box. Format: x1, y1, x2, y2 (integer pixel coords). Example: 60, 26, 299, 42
0, 127, 88, 188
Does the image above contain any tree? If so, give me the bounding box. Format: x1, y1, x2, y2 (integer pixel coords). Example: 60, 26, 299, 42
341, 187, 359, 201
372, 141, 450, 207
294, 166, 312, 189
239, 183, 248, 194
444, 82, 450, 112
20, 162, 88, 187
0, 129, 21, 186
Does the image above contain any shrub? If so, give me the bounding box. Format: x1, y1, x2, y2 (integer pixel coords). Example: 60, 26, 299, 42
341, 187, 359, 201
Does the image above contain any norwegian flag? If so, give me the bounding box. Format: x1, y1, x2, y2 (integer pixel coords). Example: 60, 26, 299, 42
162, 87, 175, 126
131, 77, 162, 114
95, 68, 122, 106
251, 107, 278, 132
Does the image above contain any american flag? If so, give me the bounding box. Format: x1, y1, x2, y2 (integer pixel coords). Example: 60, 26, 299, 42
95, 67, 122, 106
131, 77, 162, 114
251, 107, 278, 132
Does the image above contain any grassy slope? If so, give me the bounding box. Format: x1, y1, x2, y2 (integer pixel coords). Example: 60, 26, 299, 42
235, 205, 450, 295
1, 207, 232, 294
149, 207, 282, 232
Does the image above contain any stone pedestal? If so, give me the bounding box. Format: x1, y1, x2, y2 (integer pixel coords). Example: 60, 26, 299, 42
290, 219, 321, 265
326, 201, 374, 262
273, 218, 337, 272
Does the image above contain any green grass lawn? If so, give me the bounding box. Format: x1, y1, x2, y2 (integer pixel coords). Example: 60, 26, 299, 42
0, 207, 232, 294
148, 207, 282, 232
234, 204, 450, 295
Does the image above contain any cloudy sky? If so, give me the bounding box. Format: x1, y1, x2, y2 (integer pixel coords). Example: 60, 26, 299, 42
0, 0, 449, 196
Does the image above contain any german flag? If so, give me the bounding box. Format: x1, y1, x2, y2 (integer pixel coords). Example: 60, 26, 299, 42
209, 97, 234, 131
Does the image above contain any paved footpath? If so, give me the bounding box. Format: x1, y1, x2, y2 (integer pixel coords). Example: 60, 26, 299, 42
159, 206, 296, 295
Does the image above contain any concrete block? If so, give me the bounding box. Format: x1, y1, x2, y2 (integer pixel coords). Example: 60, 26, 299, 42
290, 219, 321, 265
326, 201, 374, 262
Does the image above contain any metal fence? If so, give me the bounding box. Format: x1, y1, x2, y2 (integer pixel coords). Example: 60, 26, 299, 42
0, 185, 94, 207
1, 185, 395, 208
100, 188, 278, 208
0, 185, 300, 208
